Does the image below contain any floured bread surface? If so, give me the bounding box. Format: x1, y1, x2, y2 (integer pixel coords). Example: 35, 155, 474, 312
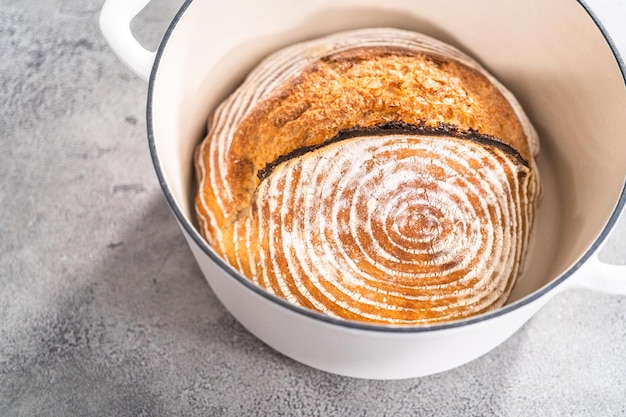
194, 28, 541, 325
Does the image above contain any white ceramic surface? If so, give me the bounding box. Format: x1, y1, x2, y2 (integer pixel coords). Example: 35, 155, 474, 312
100, 0, 626, 379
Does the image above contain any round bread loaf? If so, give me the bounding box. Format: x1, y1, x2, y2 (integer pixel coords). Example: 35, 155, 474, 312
194, 28, 541, 325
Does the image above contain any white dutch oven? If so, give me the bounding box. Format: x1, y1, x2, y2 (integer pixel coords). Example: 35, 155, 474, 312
100, 0, 626, 379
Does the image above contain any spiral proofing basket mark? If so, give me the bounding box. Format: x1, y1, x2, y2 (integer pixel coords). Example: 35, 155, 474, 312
194, 28, 541, 325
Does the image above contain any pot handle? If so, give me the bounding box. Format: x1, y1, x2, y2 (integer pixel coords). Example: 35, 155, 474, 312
570, 252, 626, 295
99, 0, 155, 82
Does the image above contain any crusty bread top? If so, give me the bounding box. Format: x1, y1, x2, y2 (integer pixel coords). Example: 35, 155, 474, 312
224, 46, 531, 223
194, 28, 541, 324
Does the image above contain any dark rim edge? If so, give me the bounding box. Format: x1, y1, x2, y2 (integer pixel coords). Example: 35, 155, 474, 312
146, 0, 626, 333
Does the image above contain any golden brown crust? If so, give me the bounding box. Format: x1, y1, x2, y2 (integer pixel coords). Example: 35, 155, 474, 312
222, 47, 529, 221
194, 28, 540, 325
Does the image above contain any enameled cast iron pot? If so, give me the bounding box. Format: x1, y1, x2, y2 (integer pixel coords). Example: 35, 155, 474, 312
100, 0, 626, 379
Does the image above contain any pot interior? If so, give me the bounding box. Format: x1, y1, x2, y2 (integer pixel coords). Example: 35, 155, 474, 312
149, 0, 626, 305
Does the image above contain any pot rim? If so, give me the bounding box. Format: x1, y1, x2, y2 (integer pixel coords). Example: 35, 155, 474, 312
146, 0, 626, 333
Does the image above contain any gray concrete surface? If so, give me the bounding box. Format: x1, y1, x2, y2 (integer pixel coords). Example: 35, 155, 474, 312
1, 0, 625, 415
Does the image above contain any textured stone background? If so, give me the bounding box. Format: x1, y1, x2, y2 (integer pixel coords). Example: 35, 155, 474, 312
1, 0, 625, 416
